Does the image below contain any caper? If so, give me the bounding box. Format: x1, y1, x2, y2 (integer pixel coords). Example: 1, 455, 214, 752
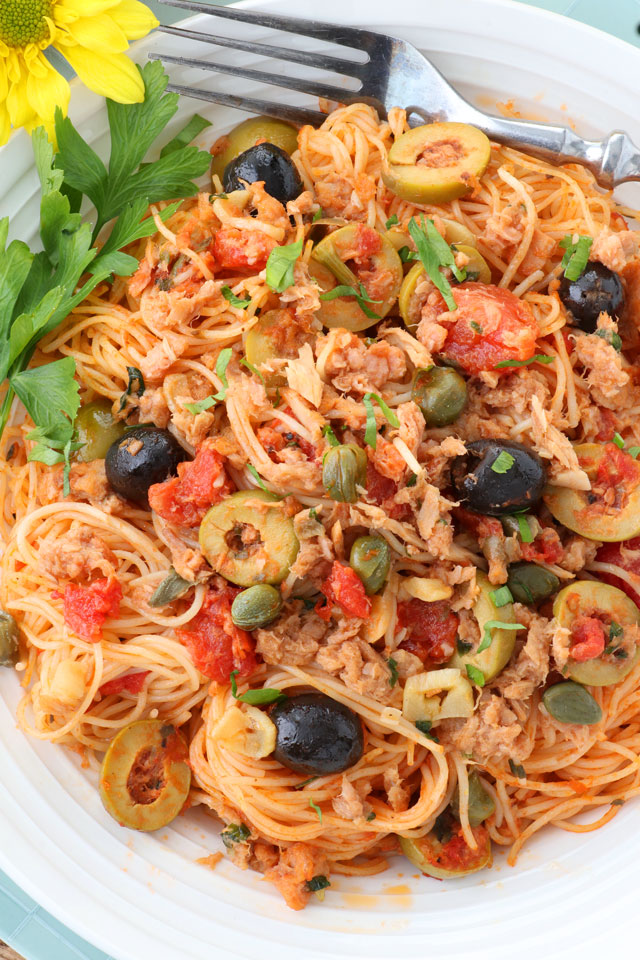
349, 536, 391, 595
411, 367, 467, 428
507, 562, 560, 605
231, 584, 283, 630
0, 611, 19, 666
451, 769, 496, 827
542, 681, 602, 726
76, 399, 126, 462
322, 444, 367, 503
501, 516, 542, 541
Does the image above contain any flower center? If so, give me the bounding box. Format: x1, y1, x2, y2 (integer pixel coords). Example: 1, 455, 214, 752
0, 0, 53, 47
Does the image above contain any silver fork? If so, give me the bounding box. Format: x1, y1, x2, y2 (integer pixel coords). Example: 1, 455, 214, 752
150, 0, 640, 189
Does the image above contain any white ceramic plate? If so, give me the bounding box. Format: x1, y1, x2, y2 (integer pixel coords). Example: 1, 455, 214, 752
2, 2, 640, 958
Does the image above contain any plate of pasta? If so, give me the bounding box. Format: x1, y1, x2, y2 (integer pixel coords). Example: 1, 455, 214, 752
1, 1, 640, 958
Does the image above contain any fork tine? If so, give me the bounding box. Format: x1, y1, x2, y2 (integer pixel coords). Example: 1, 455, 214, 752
162, 80, 327, 127
157, 24, 365, 77
149, 51, 361, 104
157, 0, 374, 49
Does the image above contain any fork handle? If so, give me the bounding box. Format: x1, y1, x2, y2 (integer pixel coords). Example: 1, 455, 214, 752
411, 106, 640, 189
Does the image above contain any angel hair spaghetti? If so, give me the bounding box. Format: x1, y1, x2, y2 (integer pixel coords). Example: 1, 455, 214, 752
3, 71, 640, 910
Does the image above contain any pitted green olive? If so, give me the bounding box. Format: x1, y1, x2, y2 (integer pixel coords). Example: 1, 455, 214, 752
199, 490, 299, 586
76, 400, 126, 462
553, 580, 640, 686
211, 116, 299, 183
383, 122, 491, 204
451, 770, 496, 827
542, 681, 602, 726
231, 584, 283, 630
399, 262, 427, 331
411, 367, 467, 427
450, 571, 518, 683
544, 443, 640, 542
349, 536, 391, 595
245, 309, 313, 385
399, 817, 492, 879
309, 224, 403, 331
451, 243, 492, 284
322, 444, 367, 503
0, 611, 19, 666
507, 562, 560, 605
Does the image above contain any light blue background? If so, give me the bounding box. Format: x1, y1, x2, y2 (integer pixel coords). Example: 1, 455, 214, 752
2, 0, 640, 957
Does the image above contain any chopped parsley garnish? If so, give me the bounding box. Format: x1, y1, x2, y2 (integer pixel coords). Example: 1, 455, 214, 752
406, 472, 417, 487
306, 875, 331, 892
509, 759, 526, 780
222, 286, 251, 309
387, 656, 399, 688
309, 798, 323, 823
366, 811, 377, 821
609, 621, 623, 640
184, 395, 216, 416
319, 282, 381, 320
629, 446, 640, 460
265, 239, 303, 293
398, 246, 417, 263
613, 432, 625, 450
595, 328, 622, 352
294, 776, 318, 790
559, 234, 593, 282
470, 321, 483, 335
491, 450, 515, 474
363, 392, 400, 449
229, 669, 286, 705
312, 207, 324, 223
385, 214, 399, 229
466, 664, 486, 687
240, 357, 266, 389
489, 586, 514, 608
407, 215, 463, 311
309, 508, 318, 521
247, 463, 268, 491
477, 620, 525, 653
221, 823, 250, 848
118, 366, 145, 412
160, 113, 211, 158
494, 354, 554, 369
415, 719, 439, 742
515, 513, 534, 543
322, 424, 340, 447
213, 347, 232, 401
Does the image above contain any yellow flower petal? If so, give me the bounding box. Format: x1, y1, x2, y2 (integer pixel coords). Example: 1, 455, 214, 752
0, 57, 8, 101
56, 42, 144, 103
26, 55, 70, 129
108, 1, 159, 40
6, 60, 36, 128
65, 13, 128, 54
0, 102, 10, 147
56, 0, 122, 18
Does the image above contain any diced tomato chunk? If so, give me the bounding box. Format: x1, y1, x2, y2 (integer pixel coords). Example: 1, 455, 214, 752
366, 462, 397, 504
213, 227, 277, 271
439, 284, 538, 375
256, 416, 317, 462
148, 442, 233, 527
176, 585, 259, 682
316, 561, 372, 621
99, 671, 150, 697
521, 527, 564, 564
570, 616, 606, 662
596, 537, 640, 607
397, 599, 458, 665
59, 577, 122, 642
352, 224, 382, 263
595, 443, 640, 492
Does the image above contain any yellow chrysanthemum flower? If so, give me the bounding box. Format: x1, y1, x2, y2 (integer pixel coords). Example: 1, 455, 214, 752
0, 0, 159, 145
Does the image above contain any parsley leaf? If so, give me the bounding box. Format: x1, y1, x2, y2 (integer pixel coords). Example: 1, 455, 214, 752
466, 664, 485, 687
559, 234, 593, 282
385, 214, 399, 229
509, 759, 526, 780
184, 396, 216, 416
319, 282, 382, 320
265, 239, 303, 293
363, 392, 400, 449
222, 286, 251, 310
595, 328, 622, 352
294, 776, 319, 790
489, 586, 514, 608
240, 357, 267, 389
312, 207, 323, 223
118, 366, 145, 412
309, 798, 323, 823
494, 354, 554, 369
247, 463, 268, 491
491, 450, 515, 474
628, 446, 640, 460
213, 348, 232, 401
159, 113, 211, 158
322, 424, 340, 447
387, 657, 399, 688
221, 823, 250, 848
516, 513, 534, 543
613, 432, 625, 450
306, 875, 331, 892
415, 719, 439, 742
229, 669, 286, 706
408, 216, 462, 310
477, 620, 525, 653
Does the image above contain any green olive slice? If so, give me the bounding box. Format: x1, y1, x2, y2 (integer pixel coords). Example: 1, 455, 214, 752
99, 719, 191, 832
411, 366, 467, 428
440, 219, 477, 247
245, 308, 314, 385
350, 536, 391, 595
451, 243, 492, 284
398, 262, 427, 331
0, 611, 19, 666
544, 443, 640, 542
542, 681, 602, 725
231, 584, 283, 630
450, 572, 518, 683
211, 116, 299, 183
399, 821, 491, 879
309, 224, 403, 331
76, 399, 126, 463
383, 122, 491, 204
553, 580, 640, 686
199, 490, 299, 586
451, 770, 496, 827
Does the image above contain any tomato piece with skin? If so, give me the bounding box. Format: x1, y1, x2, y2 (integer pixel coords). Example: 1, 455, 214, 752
256, 412, 317, 462
595, 443, 640, 492
397, 599, 458, 665
436, 825, 490, 873
148, 443, 233, 527
439, 283, 538, 375
59, 577, 122, 642
521, 527, 564, 564
99, 671, 150, 697
317, 561, 372, 621
176, 585, 259, 682
213, 227, 277, 271
570, 616, 606, 662
596, 537, 640, 607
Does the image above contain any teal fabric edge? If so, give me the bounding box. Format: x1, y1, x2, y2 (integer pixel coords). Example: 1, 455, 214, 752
1, 0, 640, 957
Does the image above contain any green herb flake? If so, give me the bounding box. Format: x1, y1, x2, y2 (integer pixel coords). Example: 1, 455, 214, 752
466, 664, 486, 687
415, 719, 439, 742
362, 392, 400, 449
515, 513, 534, 543
407, 216, 461, 311
294, 776, 319, 790
322, 424, 340, 447
222, 286, 251, 309
613, 432, 625, 450
491, 450, 515, 474
221, 822, 250, 848
306, 875, 331, 893
489, 586, 514, 608
309, 798, 323, 823
628, 446, 640, 460
265, 239, 303, 293
509, 759, 526, 780
309, 507, 319, 521
559, 234, 593, 282
212, 347, 232, 401
456, 638, 473, 655
247, 463, 268, 492
229, 669, 285, 706
495, 354, 554, 369
477, 620, 525, 654
184, 395, 216, 416
387, 656, 399, 688
366, 811, 377, 821
239, 357, 266, 390
609, 621, 624, 640
398, 245, 417, 264
470, 321, 483, 335
319, 282, 381, 320
385, 214, 399, 229
406, 472, 417, 487
595, 328, 622, 352
312, 207, 323, 223
118, 366, 145, 412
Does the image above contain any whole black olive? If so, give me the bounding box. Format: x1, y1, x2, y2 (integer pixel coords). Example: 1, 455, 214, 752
105, 427, 185, 505
451, 440, 547, 516
558, 261, 624, 333
270, 692, 364, 776
223, 143, 304, 206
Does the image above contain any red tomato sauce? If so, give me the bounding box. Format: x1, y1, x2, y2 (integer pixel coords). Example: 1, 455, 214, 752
59, 577, 122, 643
316, 562, 372, 621
397, 599, 458, 665
595, 443, 640, 492
521, 527, 564, 564
148, 443, 233, 527
176, 585, 258, 683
